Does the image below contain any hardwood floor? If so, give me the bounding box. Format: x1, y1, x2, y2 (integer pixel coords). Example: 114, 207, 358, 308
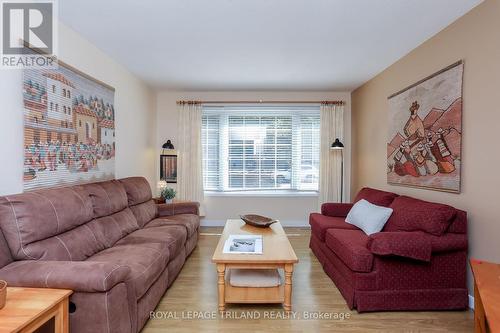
142, 227, 473, 332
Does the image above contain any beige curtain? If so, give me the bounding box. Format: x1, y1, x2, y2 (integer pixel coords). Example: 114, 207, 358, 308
318, 103, 344, 210
177, 103, 205, 215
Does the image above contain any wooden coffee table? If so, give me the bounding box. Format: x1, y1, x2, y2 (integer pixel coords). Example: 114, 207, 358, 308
212, 219, 298, 311
0, 287, 72, 333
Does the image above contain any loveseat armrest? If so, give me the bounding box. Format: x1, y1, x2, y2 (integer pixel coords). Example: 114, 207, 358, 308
367, 232, 433, 262
0, 260, 131, 292
157, 201, 200, 217
321, 203, 353, 217
430, 232, 468, 253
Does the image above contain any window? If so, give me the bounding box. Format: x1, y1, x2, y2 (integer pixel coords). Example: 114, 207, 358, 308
67, 91, 71, 99
52, 85, 55, 93
202, 106, 320, 193
62, 88, 66, 97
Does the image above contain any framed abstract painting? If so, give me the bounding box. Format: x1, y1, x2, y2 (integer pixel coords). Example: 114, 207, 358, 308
387, 61, 463, 193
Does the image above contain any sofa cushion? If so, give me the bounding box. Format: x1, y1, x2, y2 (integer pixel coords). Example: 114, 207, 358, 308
354, 187, 398, 207
145, 215, 199, 238
86, 208, 140, 249
384, 196, 457, 236
80, 180, 128, 218
86, 242, 169, 300
119, 177, 153, 206
129, 200, 157, 228
21, 222, 105, 261
309, 213, 358, 242
0, 186, 93, 260
130, 199, 158, 228
325, 229, 373, 273
321, 203, 354, 218
116, 225, 187, 260
21, 207, 140, 261
345, 199, 393, 235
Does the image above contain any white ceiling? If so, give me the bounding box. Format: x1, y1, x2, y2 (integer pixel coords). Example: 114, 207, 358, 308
59, 0, 482, 91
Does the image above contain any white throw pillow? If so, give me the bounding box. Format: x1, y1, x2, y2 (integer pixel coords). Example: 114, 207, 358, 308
345, 199, 393, 235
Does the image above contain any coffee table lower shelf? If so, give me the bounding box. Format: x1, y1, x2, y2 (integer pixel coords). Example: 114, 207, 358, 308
216, 263, 294, 311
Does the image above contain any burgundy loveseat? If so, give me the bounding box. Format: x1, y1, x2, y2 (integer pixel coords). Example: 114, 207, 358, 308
309, 187, 468, 312
0, 177, 199, 332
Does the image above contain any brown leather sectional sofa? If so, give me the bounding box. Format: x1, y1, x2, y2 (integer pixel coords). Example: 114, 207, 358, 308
0, 177, 199, 333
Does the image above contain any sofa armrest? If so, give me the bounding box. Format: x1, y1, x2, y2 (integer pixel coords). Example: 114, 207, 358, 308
430, 233, 468, 253
157, 201, 200, 217
321, 203, 353, 217
367, 232, 432, 262
0, 260, 130, 292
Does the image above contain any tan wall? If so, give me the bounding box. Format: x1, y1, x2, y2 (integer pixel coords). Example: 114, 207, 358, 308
0, 22, 156, 195
351, 0, 500, 294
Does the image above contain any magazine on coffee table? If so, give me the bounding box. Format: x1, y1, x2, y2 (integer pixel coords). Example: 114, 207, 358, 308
223, 234, 263, 254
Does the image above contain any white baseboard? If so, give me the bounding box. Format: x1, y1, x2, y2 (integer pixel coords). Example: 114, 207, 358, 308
200, 219, 310, 228
469, 294, 474, 310
200, 219, 225, 227
277, 220, 310, 227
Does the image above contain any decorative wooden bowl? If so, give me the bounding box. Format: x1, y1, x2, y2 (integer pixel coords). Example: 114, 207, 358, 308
240, 214, 278, 228
0, 280, 6, 309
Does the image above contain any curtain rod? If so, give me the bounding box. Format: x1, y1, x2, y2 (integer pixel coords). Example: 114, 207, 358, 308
176, 100, 345, 105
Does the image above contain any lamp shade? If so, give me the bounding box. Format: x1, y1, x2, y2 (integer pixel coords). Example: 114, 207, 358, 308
162, 140, 175, 150
330, 138, 344, 150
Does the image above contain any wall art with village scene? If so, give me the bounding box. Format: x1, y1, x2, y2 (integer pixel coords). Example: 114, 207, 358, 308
387, 61, 463, 193
23, 63, 116, 191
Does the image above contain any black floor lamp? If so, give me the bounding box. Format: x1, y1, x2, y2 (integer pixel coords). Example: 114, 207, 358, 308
162, 140, 175, 154
330, 138, 344, 203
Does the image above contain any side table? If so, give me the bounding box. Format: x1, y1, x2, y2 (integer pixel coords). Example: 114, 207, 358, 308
0, 287, 72, 333
470, 259, 500, 333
